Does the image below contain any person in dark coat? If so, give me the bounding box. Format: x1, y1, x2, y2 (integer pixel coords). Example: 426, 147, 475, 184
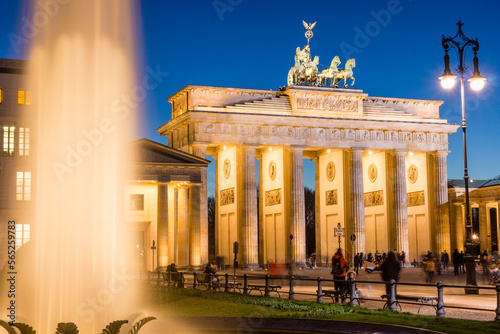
381, 251, 401, 295
452, 249, 460, 276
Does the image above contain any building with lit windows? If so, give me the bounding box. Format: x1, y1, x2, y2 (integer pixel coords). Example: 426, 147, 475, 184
0, 59, 32, 265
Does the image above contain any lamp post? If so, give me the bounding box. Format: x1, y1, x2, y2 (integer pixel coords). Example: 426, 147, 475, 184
439, 19, 485, 294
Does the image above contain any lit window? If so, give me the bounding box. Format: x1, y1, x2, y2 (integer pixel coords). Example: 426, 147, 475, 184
3, 126, 15, 156
18, 90, 31, 105
0, 88, 2, 103
16, 171, 31, 201
130, 194, 144, 210
15, 224, 30, 250
19, 127, 30, 156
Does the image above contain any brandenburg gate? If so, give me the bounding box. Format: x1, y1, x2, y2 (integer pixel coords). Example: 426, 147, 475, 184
157, 23, 458, 268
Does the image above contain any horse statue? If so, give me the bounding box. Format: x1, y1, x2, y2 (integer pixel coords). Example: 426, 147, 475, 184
333, 58, 355, 88
287, 45, 320, 86
317, 56, 341, 87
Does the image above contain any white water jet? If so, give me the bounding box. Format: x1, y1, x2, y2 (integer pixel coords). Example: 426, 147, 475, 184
15, 1, 144, 332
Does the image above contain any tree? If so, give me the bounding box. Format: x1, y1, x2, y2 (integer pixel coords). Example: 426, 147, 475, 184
208, 196, 215, 257
304, 187, 315, 257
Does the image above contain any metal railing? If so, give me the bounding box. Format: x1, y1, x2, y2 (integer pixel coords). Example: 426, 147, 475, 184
150, 270, 500, 321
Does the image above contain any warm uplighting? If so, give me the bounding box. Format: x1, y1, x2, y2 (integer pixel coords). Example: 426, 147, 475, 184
327, 149, 331, 153
409, 151, 414, 156
368, 150, 373, 155
472, 234, 478, 240
269, 147, 272, 151
223, 145, 226, 150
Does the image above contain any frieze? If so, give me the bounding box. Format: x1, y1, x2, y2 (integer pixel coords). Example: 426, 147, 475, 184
403, 132, 412, 142
301, 127, 311, 138
407, 191, 425, 207
326, 189, 338, 206
317, 128, 326, 139
330, 129, 341, 139
295, 97, 358, 113
346, 129, 356, 140
202, 122, 215, 134
375, 130, 384, 141
265, 188, 281, 206
255, 125, 264, 135
364, 190, 384, 207
286, 127, 295, 137
237, 124, 249, 135
221, 124, 231, 134
220, 187, 235, 206
270, 126, 279, 136
390, 131, 398, 141
359, 130, 370, 141
416, 132, 425, 142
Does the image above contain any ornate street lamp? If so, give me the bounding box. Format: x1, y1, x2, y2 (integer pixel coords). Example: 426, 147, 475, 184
439, 19, 485, 294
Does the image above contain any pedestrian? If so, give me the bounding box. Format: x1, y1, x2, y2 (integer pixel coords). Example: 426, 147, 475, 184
481, 250, 489, 274
401, 251, 406, 267
443, 250, 450, 271
359, 252, 364, 268
331, 248, 349, 303
459, 251, 465, 273
423, 251, 435, 283
354, 253, 361, 274
452, 249, 460, 276
381, 251, 401, 295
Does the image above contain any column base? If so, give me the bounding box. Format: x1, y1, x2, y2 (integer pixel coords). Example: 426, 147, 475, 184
243, 264, 262, 270
188, 265, 203, 271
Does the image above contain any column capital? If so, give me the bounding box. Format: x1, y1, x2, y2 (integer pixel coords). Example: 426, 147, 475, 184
239, 144, 259, 150
288, 145, 306, 152
350, 147, 365, 154
191, 142, 209, 149
391, 149, 408, 156
432, 150, 450, 157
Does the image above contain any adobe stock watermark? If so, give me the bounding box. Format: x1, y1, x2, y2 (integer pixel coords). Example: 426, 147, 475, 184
339, 0, 407, 59
213, 0, 243, 21
51, 65, 169, 181
8, 0, 71, 55
77, 267, 135, 323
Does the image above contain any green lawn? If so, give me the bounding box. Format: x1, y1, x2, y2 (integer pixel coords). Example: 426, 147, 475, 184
146, 286, 500, 334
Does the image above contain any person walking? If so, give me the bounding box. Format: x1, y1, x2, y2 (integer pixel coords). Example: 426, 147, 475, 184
354, 253, 361, 274
481, 250, 489, 274
459, 251, 465, 273
423, 251, 435, 283
452, 249, 460, 276
443, 250, 450, 271
331, 248, 349, 303
381, 251, 401, 295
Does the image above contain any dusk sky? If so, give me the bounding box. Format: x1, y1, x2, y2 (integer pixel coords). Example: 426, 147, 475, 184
1, 0, 499, 194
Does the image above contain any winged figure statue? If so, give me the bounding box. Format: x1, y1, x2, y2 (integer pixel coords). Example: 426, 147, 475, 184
302, 21, 317, 31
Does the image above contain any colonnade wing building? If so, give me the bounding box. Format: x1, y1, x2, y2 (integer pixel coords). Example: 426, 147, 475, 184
157, 85, 459, 268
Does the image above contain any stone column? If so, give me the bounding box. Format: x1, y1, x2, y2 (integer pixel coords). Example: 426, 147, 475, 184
311, 156, 322, 265
177, 185, 190, 268
157, 182, 169, 270
455, 204, 464, 251
479, 202, 488, 252
393, 150, 409, 260
192, 144, 209, 265
350, 149, 365, 255
238, 145, 259, 269
434, 152, 450, 254
168, 185, 178, 264
257, 153, 264, 266
189, 183, 202, 269
289, 147, 306, 266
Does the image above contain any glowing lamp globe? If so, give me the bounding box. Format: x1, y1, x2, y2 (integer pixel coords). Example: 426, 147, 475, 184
469, 75, 486, 91
439, 75, 457, 89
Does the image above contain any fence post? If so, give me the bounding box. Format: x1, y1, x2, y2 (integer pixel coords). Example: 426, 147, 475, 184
495, 284, 500, 321
167, 271, 171, 286
289, 276, 295, 300
436, 282, 445, 317
224, 273, 229, 292
178, 272, 185, 288
317, 277, 323, 303
243, 274, 248, 294
264, 274, 270, 297
208, 273, 212, 290
157, 270, 160, 285
193, 272, 198, 289
349, 277, 358, 306
389, 279, 397, 311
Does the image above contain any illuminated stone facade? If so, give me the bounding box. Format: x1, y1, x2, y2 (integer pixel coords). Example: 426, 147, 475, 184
158, 85, 459, 267
125, 139, 209, 270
